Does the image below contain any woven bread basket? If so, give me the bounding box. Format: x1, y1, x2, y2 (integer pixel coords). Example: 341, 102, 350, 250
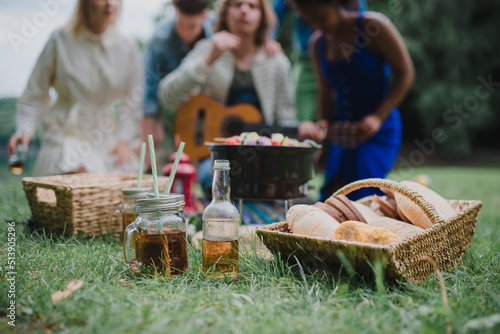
256, 178, 482, 284
22, 172, 169, 236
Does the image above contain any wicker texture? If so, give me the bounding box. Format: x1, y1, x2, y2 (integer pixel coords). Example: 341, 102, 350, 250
23, 172, 169, 236
256, 178, 482, 283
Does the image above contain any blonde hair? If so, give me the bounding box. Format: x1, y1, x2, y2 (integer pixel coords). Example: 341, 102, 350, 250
66, 0, 120, 34
214, 0, 276, 47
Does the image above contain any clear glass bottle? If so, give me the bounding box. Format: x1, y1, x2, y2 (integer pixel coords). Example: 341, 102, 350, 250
202, 160, 240, 277
8, 143, 28, 175
123, 194, 187, 276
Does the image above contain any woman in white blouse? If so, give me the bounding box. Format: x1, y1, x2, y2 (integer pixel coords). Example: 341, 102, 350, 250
7, 0, 143, 176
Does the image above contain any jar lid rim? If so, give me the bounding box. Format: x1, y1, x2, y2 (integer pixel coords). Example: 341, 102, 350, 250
122, 187, 154, 198
136, 194, 185, 212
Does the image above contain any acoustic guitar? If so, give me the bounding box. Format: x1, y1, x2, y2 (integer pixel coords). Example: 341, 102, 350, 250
174, 95, 297, 160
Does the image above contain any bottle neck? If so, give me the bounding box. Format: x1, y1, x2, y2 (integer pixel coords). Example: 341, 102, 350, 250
212, 169, 230, 201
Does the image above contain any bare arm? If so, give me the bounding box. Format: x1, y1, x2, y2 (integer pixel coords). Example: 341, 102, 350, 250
357, 12, 415, 143
298, 31, 332, 141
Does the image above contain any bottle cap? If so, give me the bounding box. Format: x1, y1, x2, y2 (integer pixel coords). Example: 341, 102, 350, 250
213, 159, 230, 171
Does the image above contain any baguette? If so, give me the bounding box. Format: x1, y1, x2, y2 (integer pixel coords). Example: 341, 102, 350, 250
313, 202, 344, 223
287, 204, 341, 239
325, 196, 358, 221
336, 194, 368, 223
351, 202, 424, 238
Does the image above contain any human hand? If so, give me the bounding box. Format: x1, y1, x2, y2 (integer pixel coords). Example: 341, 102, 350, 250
298, 120, 328, 143
7, 133, 31, 158
204, 31, 241, 66
262, 38, 283, 57
357, 114, 383, 144
111, 141, 135, 167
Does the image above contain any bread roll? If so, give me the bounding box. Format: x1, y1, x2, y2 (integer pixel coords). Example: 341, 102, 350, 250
373, 194, 400, 220
351, 201, 382, 221
395, 181, 456, 229
336, 194, 368, 223
368, 216, 424, 239
334, 221, 399, 245
351, 201, 424, 238
313, 202, 344, 223
287, 204, 341, 239
325, 197, 358, 221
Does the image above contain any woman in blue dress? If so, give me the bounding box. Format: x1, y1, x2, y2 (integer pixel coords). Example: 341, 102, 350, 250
293, 0, 415, 200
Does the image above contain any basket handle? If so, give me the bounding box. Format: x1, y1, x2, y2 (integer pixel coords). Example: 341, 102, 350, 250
28, 181, 59, 205
333, 178, 446, 225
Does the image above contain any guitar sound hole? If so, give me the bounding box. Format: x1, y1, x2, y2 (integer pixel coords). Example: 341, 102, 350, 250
221, 116, 244, 137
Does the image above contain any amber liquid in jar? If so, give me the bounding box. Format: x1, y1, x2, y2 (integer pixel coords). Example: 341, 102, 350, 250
134, 229, 187, 276
164, 229, 188, 275
122, 213, 137, 233
202, 236, 239, 278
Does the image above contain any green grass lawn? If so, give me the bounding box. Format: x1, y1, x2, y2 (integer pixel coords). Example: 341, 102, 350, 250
0, 166, 499, 333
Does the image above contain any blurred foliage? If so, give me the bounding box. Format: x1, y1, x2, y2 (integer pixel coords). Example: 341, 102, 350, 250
370, 0, 500, 156
0, 98, 17, 142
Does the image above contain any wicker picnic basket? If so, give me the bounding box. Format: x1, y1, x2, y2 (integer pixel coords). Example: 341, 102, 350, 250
256, 178, 482, 284
22, 172, 169, 236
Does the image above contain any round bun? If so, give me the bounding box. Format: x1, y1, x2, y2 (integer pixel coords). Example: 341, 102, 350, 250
334, 221, 399, 245
394, 181, 456, 229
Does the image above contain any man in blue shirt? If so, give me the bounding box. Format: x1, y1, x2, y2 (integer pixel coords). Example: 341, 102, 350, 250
141, 0, 215, 168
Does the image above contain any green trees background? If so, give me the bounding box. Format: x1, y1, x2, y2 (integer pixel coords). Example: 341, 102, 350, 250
364, 0, 500, 156
274, 0, 499, 157
2, 0, 498, 158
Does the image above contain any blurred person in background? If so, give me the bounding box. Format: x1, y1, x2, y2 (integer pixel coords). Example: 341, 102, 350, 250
273, 0, 366, 123
159, 0, 297, 197
292, 0, 414, 200
141, 0, 215, 169
7, 0, 143, 176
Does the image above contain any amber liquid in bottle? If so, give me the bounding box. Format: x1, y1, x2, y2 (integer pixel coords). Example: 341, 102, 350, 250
202, 160, 240, 278
202, 235, 239, 277
8, 143, 27, 175
9, 161, 24, 175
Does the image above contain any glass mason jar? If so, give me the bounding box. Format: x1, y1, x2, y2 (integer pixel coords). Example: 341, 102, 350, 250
123, 194, 187, 276
109, 187, 153, 241
146, 193, 188, 231
202, 160, 240, 278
